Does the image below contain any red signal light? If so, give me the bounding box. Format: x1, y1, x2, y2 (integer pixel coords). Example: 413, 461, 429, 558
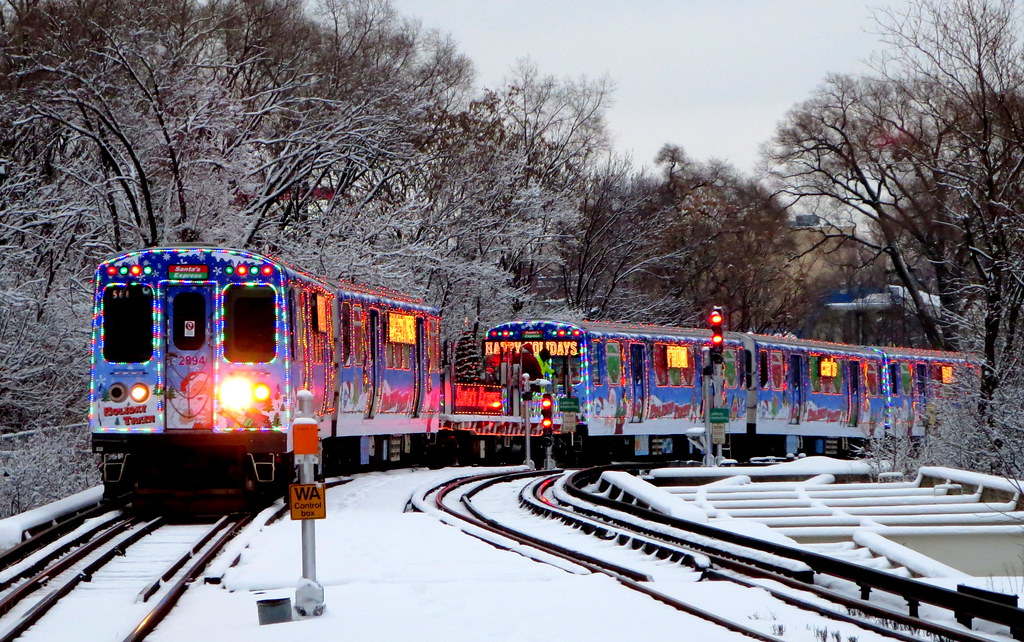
261, 265, 273, 276
539, 393, 554, 431
709, 311, 723, 325
711, 334, 724, 345
106, 266, 117, 276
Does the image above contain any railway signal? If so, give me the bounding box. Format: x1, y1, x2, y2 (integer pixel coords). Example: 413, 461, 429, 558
540, 394, 554, 430
709, 306, 724, 363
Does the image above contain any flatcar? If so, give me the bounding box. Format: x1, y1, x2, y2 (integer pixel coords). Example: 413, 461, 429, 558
90, 246, 442, 511
464, 318, 971, 464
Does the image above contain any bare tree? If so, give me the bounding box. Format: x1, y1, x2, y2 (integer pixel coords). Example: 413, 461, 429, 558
768, 0, 1024, 473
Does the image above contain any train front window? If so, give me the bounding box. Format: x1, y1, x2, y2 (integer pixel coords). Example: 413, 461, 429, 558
173, 292, 206, 351
103, 284, 154, 363
224, 285, 276, 363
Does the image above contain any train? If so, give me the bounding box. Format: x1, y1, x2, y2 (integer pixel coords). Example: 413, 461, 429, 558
89, 247, 971, 511
466, 319, 973, 465
90, 246, 443, 511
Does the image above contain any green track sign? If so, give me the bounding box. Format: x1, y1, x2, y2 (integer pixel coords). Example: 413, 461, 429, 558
709, 407, 729, 424
558, 397, 580, 413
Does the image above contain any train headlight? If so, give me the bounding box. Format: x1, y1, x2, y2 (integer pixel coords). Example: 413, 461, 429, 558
129, 383, 150, 403
219, 376, 253, 411
253, 383, 271, 402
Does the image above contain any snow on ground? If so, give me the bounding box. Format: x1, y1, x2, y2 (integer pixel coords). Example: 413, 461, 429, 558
152, 467, 752, 641
3, 461, 1022, 641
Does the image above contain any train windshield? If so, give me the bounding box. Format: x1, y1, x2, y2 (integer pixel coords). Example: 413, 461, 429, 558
102, 284, 154, 363
482, 339, 581, 390
224, 285, 277, 362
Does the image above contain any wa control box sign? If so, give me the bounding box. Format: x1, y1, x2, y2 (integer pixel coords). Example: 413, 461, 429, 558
289, 483, 327, 520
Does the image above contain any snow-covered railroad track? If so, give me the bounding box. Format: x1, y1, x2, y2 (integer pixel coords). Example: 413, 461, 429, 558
554, 466, 1024, 642
0, 514, 250, 642
416, 470, 796, 641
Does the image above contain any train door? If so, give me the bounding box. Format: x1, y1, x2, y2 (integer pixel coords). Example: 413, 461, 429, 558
412, 317, 425, 417
914, 363, 929, 427
630, 343, 646, 422
788, 353, 803, 425
847, 360, 861, 427
366, 309, 381, 418
164, 284, 214, 429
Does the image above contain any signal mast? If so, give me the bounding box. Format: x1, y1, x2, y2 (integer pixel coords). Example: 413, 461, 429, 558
701, 306, 727, 466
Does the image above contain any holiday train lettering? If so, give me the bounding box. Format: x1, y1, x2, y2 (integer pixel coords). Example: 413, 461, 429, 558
104, 404, 148, 416
484, 341, 579, 357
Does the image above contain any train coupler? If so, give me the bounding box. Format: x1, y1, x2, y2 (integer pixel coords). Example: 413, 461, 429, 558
248, 453, 276, 483
101, 453, 129, 483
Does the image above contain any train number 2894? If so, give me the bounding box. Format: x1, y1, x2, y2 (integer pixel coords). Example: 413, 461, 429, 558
178, 355, 207, 366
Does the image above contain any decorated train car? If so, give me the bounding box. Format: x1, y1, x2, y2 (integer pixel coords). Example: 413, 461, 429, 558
466, 319, 971, 464
90, 246, 441, 511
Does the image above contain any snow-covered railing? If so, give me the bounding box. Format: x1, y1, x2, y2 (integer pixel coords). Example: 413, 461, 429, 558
596, 471, 708, 523
568, 465, 1024, 639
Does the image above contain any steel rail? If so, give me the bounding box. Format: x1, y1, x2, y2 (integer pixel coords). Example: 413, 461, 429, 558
0, 494, 130, 575
0, 517, 165, 642
0, 515, 141, 619
525, 475, 938, 642
565, 465, 1024, 642
124, 513, 253, 642
429, 470, 783, 642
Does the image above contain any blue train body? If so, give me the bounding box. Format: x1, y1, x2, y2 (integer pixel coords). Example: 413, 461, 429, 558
90, 247, 441, 510
475, 320, 970, 461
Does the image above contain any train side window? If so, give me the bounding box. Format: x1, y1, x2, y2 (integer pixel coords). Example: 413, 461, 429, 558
103, 284, 153, 363
592, 340, 603, 386
770, 351, 785, 390
723, 348, 738, 388
312, 293, 328, 333
680, 346, 696, 387
173, 292, 206, 351
341, 301, 352, 366
759, 349, 769, 389
224, 285, 276, 363
744, 349, 753, 389
606, 341, 622, 386
352, 304, 365, 367
809, 356, 821, 393
386, 311, 415, 370
901, 362, 914, 395
653, 343, 669, 386
888, 363, 901, 397
865, 362, 879, 397
428, 317, 441, 372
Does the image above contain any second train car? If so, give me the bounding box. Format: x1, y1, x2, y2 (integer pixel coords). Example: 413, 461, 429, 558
468, 319, 970, 464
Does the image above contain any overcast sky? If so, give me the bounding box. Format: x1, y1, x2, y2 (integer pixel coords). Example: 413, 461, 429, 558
390, 1, 907, 175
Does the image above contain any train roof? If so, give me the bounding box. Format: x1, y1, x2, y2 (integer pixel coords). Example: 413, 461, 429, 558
100, 246, 436, 313
488, 318, 968, 362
